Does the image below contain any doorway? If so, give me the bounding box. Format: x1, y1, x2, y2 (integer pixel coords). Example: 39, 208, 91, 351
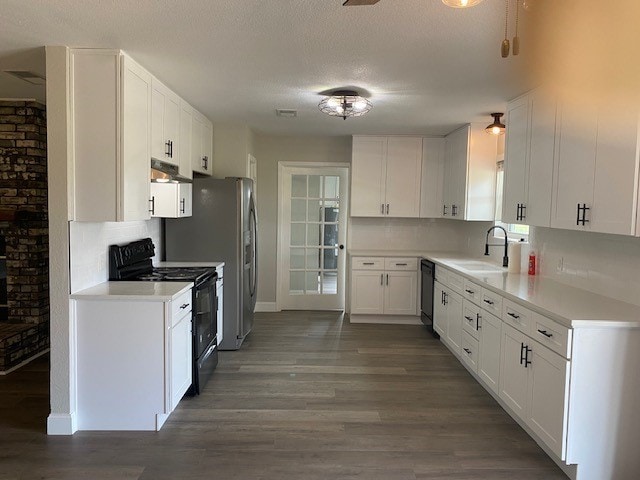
277, 163, 349, 311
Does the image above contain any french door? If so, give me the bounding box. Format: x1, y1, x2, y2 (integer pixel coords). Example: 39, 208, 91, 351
278, 165, 349, 310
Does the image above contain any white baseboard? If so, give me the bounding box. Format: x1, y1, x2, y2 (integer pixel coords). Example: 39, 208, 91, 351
349, 315, 422, 325
255, 302, 278, 312
47, 412, 77, 435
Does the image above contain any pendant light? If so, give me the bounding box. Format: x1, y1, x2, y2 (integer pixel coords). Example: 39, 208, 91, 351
486, 113, 506, 135
318, 90, 372, 120
442, 0, 484, 7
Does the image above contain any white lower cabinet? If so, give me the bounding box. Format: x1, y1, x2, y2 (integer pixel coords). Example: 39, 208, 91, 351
499, 323, 569, 460
350, 257, 418, 317
433, 282, 446, 337
433, 279, 463, 352
75, 288, 193, 431
216, 267, 224, 346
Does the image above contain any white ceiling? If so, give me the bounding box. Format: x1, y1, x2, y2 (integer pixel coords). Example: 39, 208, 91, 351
0, 0, 536, 136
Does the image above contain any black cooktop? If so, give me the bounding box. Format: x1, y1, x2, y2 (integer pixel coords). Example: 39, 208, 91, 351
109, 238, 216, 285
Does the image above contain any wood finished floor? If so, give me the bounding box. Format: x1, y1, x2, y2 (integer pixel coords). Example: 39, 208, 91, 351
0, 312, 567, 479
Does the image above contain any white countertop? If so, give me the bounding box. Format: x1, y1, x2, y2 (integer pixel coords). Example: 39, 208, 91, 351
156, 261, 225, 269
349, 249, 640, 329
70, 281, 193, 301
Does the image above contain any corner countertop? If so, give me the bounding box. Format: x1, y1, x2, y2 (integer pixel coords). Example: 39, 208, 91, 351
70, 281, 193, 301
156, 261, 225, 269
349, 249, 640, 329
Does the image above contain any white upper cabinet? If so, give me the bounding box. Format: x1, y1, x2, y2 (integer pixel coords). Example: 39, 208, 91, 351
191, 109, 213, 175
419, 137, 445, 218
178, 100, 193, 180
552, 94, 640, 235
151, 78, 180, 167
442, 124, 497, 221
70, 49, 152, 222
351, 136, 422, 217
503, 89, 557, 227
150, 183, 192, 218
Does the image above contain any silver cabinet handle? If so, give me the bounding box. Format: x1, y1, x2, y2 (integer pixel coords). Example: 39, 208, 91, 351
363, 262, 375, 265
463, 348, 472, 355
507, 312, 520, 319
395, 263, 407, 266
465, 289, 474, 294
464, 315, 474, 322
386, 274, 389, 285
483, 299, 494, 305
179, 303, 189, 309
386, 204, 389, 215
380, 274, 383, 285
381, 203, 385, 214
537, 329, 553, 338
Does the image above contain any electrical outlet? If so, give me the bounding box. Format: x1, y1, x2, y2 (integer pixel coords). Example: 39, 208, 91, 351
557, 257, 564, 272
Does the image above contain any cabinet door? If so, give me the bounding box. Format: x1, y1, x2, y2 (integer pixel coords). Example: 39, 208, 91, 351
350, 270, 384, 314
178, 183, 192, 217
383, 271, 417, 315
170, 312, 192, 411
525, 88, 556, 227
191, 113, 204, 173
442, 136, 455, 218
385, 137, 422, 218
202, 119, 213, 175
420, 137, 445, 218
477, 310, 502, 395
121, 55, 152, 222
433, 282, 447, 337
445, 289, 463, 352
502, 95, 529, 224
178, 101, 193, 180
552, 96, 597, 230
351, 136, 386, 217
445, 126, 469, 220
151, 79, 180, 166
527, 342, 569, 460
499, 323, 529, 418
591, 104, 639, 235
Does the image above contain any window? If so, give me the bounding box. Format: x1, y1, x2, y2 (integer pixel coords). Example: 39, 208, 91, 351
495, 161, 529, 240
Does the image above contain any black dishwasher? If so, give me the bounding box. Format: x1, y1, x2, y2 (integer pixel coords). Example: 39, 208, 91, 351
420, 259, 438, 338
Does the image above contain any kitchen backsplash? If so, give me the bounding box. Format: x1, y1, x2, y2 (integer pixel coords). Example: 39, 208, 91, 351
529, 226, 640, 307
69, 219, 162, 293
349, 217, 493, 253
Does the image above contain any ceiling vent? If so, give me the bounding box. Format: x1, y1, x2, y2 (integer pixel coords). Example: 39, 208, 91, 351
3, 70, 46, 85
276, 109, 297, 118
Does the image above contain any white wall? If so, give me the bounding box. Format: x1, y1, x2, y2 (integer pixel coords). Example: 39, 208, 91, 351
69, 219, 162, 293
254, 134, 352, 303
529, 226, 640, 307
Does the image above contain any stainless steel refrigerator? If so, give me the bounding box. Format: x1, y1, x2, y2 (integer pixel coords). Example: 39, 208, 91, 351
164, 177, 257, 350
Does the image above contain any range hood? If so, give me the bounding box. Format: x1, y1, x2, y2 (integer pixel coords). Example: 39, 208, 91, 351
150, 159, 192, 183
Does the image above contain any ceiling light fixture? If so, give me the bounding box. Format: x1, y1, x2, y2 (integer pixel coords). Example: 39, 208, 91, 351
486, 113, 506, 135
442, 0, 484, 8
318, 90, 372, 120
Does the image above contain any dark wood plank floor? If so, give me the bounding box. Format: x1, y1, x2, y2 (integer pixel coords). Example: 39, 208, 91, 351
0, 312, 567, 479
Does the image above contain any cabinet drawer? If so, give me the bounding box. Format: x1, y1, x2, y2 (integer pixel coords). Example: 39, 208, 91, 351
384, 257, 418, 271
447, 270, 464, 294
481, 288, 503, 315
462, 299, 481, 340
461, 330, 479, 373
502, 298, 532, 334
171, 289, 192, 321
462, 278, 483, 306
531, 314, 572, 359
352, 257, 384, 270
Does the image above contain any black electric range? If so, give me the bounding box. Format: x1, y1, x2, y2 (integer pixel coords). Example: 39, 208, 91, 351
109, 238, 218, 395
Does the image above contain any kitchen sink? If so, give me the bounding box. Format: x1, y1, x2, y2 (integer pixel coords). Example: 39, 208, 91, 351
453, 260, 506, 273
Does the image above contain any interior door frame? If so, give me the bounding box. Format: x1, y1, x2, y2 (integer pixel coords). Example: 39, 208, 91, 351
276, 161, 350, 312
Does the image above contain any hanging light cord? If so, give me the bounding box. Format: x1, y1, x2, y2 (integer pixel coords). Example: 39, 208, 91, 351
504, 0, 509, 41
515, 0, 519, 37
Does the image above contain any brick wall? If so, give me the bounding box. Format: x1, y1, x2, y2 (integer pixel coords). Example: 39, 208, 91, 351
0, 100, 49, 371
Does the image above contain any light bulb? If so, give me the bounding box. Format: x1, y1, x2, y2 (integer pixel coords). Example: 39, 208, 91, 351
353, 99, 368, 111
492, 126, 501, 135
327, 98, 340, 108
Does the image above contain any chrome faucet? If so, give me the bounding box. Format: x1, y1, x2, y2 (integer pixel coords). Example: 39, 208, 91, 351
484, 226, 509, 268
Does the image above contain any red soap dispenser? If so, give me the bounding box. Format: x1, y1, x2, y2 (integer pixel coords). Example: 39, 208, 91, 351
528, 250, 537, 276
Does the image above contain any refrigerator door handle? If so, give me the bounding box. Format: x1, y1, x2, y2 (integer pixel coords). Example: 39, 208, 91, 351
249, 194, 258, 299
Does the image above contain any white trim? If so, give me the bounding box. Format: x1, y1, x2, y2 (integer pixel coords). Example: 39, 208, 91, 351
255, 302, 278, 312
0, 348, 50, 375
47, 412, 77, 435
349, 315, 422, 325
